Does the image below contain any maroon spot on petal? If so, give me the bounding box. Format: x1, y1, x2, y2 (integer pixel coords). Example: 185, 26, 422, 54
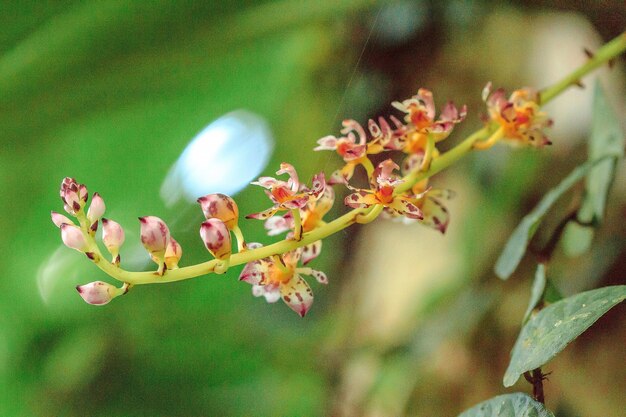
284, 295, 291, 303
295, 292, 303, 302
85, 252, 95, 260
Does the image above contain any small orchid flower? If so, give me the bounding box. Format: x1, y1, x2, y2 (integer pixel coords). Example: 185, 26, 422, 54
102, 218, 125, 265
315, 119, 371, 184
384, 154, 455, 233
344, 159, 424, 220
392, 89, 466, 171
60, 177, 88, 215
264, 186, 335, 264
76, 281, 129, 306
477, 82, 552, 149
138, 216, 171, 274
60, 223, 88, 252
200, 219, 231, 261
239, 245, 327, 317
247, 163, 325, 241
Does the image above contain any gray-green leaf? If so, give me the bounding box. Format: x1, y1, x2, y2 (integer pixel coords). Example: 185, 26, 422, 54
495, 160, 598, 280
522, 264, 547, 324
457, 393, 554, 417
563, 81, 624, 257
504, 285, 626, 387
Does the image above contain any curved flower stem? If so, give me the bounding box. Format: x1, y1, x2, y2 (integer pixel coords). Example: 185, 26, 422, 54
355, 204, 384, 224
291, 208, 303, 241
420, 136, 435, 171
472, 126, 505, 150
361, 157, 375, 178
232, 225, 247, 252
82, 32, 626, 287
395, 126, 491, 195
540, 32, 625, 105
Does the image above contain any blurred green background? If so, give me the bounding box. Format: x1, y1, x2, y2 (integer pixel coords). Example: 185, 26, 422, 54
1, 1, 624, 416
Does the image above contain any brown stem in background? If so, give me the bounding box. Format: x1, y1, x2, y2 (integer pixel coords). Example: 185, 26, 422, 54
523, 368, 547, 404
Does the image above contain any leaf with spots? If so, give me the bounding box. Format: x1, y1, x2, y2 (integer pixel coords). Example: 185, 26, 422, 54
503, 285, 626, 387
457, 393, 554, 417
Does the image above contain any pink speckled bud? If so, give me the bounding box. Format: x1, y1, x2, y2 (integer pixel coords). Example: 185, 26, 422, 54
76, 281, 122, 305
60, 224, 87, 252
164, 237, 183, 270
51, 211, 73, 228
60, 177, 88, 215
200, 219, 231, 260
102, 218, 125, 264
197, 193, 239, 230
87, 192, 106, 224
138, 216, 170, 259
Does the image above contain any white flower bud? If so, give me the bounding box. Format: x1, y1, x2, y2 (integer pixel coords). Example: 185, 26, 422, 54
60, 224, 87, 252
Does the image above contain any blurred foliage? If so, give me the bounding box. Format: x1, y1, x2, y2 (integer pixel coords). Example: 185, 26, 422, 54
1, 1, 624, 416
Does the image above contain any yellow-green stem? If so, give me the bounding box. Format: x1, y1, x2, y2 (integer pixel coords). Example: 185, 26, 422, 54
361, 157, 375, 178
472, 126, 505, 150
291, 208, 303, 241
420, 136, 435, 171
540, 32, 626, 105
232, 225, 247, 252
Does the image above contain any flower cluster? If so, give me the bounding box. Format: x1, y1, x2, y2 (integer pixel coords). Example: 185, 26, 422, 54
310, 90, 467, 233
315, 89, 466, 184
52, 84, 553, 315
239, 244, 327, 317
477, 82, 552, 149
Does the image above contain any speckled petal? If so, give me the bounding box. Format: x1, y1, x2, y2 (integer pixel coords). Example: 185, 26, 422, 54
344, 191, 379, 209
240, 260, 269, 285
280, 275, 313, 317
314, 135, 338, 151
309, 173, 326, 199
301, 240, 322, 265
420, 194, 453, 234
264, 212, 293, 236
246, 206, 280, 220
387, 196, 424, 220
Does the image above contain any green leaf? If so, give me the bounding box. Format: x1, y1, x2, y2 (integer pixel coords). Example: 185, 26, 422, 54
495, 160, 597, 280
457, 393, 554, 417
582, 81, 625, 220
503, 285, 626, 387
563, 81, 624, 257
561, 222, 594, 257
522, 264, 547, 324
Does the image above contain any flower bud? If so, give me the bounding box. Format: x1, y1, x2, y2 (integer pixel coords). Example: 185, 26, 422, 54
200, 219, 231, 260
60, 224, 87, 252
76, 281, 121, 305
87, 192, 106, 224
60, 177, 88, 215
51, 211, 73, 228
138, 216, 170, 258
197, 194, 239, 230
102, 218, 125, 264
164, 237, 183, 270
